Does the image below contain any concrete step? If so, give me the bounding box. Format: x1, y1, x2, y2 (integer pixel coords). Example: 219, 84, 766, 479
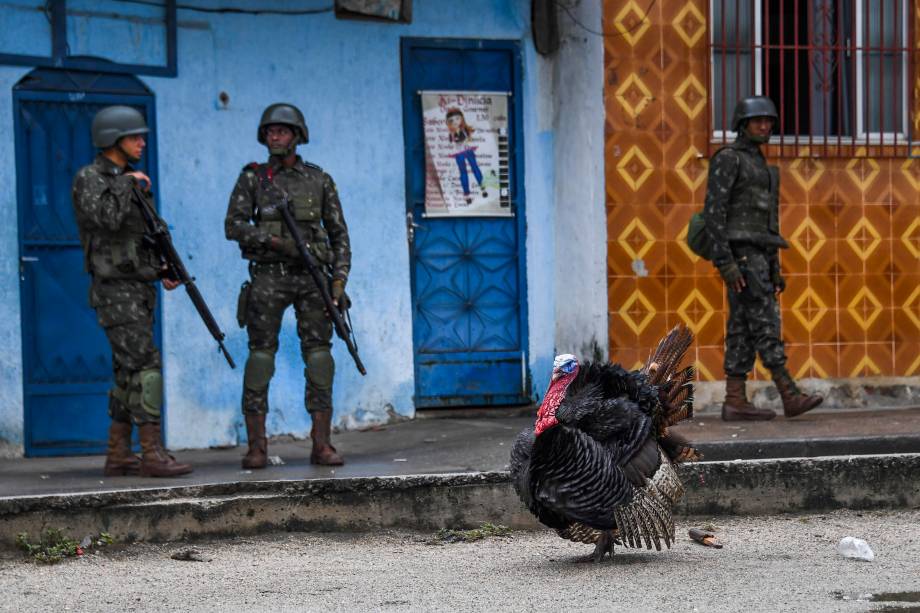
696, 433, 920, 461
2, 454, 917, 545
3, 408, 918, 501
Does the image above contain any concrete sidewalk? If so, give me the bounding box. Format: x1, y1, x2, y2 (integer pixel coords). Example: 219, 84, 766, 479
2, 407, 919, 545
2, 406, 919, 498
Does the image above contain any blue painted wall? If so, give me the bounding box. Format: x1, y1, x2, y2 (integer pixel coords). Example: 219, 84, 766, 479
0, 0, 605, 453
0, 67, 26, 458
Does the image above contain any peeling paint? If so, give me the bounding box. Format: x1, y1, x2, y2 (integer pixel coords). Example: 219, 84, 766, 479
551, 0, 607, 363
631, 259, 648, 277
0, 67, 27, 452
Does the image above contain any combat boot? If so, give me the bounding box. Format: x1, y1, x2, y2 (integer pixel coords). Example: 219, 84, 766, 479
721, 375, 776, 421
138, 422, 193, 477
310, 410, 344, 466
103, 420, 141, 476
242, 413, 268, 469
772, 369, 823, 418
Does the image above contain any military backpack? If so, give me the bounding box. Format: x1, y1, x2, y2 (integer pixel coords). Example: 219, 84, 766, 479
686, 211, 713, 261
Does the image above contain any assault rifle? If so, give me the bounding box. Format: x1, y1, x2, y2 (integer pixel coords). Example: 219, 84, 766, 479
258, 177, 367, 376
131, 185, 236, 369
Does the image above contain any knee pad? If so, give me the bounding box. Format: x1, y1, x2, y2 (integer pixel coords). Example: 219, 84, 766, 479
138, 369, 163, 417
305, 349, 334, 390
244, 350, 276, 392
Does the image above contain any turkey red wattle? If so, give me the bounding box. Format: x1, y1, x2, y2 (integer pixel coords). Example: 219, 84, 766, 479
534, 365, 579, 436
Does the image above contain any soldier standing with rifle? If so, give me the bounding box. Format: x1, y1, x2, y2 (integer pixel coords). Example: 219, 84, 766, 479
703, 96, 823, 421
226, 103, 352, 467
72, 106, 193, 477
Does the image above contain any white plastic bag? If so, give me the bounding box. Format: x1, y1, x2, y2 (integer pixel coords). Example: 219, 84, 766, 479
837, 536, 875, 561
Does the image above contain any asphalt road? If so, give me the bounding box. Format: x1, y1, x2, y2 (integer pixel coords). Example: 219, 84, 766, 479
1, 509, 918, 612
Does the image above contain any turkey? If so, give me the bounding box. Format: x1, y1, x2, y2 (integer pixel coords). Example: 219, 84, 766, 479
510, 326, 699, 561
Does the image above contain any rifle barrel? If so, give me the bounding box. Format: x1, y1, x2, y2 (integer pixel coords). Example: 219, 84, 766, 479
132, 186, 236, 369
275, 198, 366, 376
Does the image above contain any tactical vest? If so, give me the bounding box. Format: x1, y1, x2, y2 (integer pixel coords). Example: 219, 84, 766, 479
246, 163, 333, 265
78, 174, 160, 282
718, 141, 789, 249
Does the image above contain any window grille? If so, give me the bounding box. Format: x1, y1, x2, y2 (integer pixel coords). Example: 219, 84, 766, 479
708, 0, 917, 157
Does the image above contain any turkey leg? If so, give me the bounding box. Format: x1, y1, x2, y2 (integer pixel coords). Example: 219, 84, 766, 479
592, 531, 617, 562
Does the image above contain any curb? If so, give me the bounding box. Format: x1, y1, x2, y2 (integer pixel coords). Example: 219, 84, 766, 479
1, 454, 917, 544
695, 434, 920, 461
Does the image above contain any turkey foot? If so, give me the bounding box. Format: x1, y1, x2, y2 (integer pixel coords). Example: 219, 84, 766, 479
591, 531, 616, 562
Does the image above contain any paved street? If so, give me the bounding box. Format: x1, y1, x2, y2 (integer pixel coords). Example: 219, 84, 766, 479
1, 509, 918, 612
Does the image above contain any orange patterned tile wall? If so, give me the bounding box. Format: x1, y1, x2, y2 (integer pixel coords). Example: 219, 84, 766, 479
603, 0, 920, 381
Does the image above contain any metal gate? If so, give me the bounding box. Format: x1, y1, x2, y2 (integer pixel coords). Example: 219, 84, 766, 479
400, 39, 530, 408
14, 68, 159, 456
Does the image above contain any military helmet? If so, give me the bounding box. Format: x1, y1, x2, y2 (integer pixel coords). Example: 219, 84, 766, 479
91, 105, 149, 149
731, 96, 779, 132
258, 103, 309, 145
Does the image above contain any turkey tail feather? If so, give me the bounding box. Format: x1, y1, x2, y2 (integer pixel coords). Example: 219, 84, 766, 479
642, 325, 693, 386
667, 367, 695, 405
663, 369, 695, 427
643, 326, 696, 431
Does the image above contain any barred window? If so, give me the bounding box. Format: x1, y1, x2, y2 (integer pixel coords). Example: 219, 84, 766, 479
709, 0, 916, 156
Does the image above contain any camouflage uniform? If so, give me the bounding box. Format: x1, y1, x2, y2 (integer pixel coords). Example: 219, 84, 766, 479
72, 155, 163, 425
225, 158, 351, 418
702, 133, 789, 377
705, 97, 822, 421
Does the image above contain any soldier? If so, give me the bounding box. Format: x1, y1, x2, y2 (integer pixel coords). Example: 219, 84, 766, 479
226, 103, 351, 468
72, 105, 193, 476
703, 96, 823, 421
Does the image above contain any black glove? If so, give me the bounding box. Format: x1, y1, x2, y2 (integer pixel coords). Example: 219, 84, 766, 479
768, 255, 785, 293
331, 278, 351, 310
717, 261, 743, 286
771, 267, 786, 293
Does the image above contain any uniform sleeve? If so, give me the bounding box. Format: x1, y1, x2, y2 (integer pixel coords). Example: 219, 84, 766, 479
702, 150, 739, 268
71, 170, 137, 232
321, 173, 352, 283
225, 170, 271, 249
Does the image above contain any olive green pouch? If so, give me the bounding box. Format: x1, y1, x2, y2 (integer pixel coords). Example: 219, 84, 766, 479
686, 212, 714, 261
236, 280, 251, 328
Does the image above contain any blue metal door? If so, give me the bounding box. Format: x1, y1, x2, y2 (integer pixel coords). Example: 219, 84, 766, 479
14, 70, 159, 456
401, 39, 530, 408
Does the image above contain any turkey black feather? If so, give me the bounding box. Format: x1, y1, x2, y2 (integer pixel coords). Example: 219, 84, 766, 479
529, 425, 635, 529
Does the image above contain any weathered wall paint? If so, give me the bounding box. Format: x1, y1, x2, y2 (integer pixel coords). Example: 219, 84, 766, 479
0, 0, 603, 453
0, 67, 26, 458
552, 0, 608, 362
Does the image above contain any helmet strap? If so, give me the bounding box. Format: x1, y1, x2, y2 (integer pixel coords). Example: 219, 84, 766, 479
101, 143, 130, 168
741, 120, 771, 144
116, 140, 141, 164
268, 145, 295, 156
268, 145, 298, 168
261, 124, 299, 159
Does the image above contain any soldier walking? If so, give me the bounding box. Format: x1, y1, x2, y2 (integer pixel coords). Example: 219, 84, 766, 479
72, 106, 193, 476
703, 96, 823, 421
225, 103, 351, 467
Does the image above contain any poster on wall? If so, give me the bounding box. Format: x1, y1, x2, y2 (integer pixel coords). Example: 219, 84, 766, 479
421, 90, 512, 217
